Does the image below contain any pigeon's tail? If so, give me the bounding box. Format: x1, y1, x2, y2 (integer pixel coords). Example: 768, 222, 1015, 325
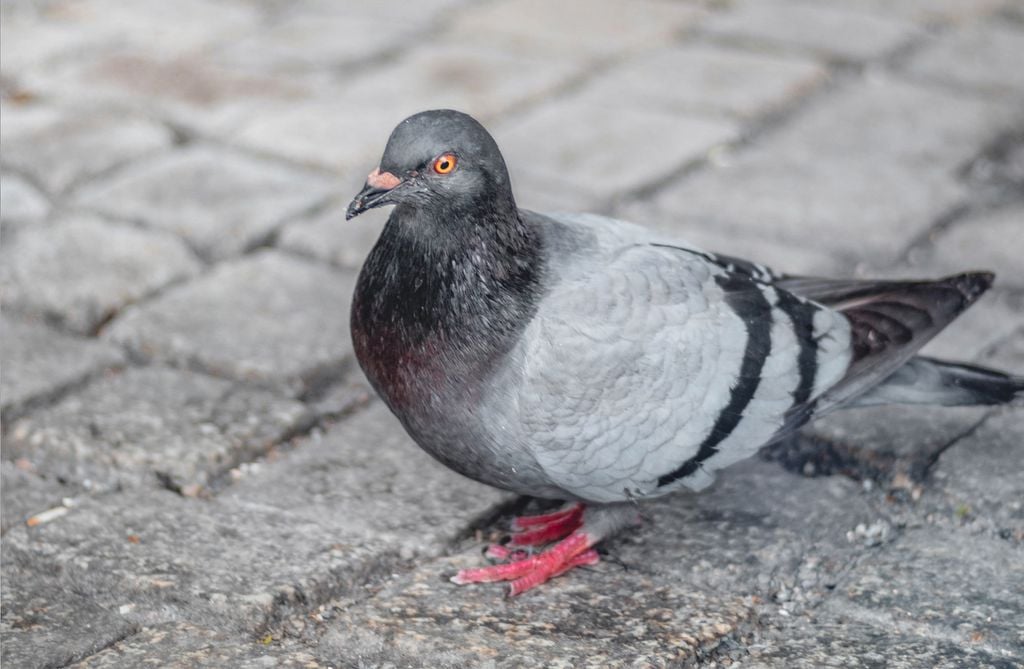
848, 356, 1024, 408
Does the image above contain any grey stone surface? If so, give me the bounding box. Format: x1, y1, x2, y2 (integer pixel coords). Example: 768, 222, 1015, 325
277, 201, 386, 270
103, 250, 355, 395
906, 22, 1024, 97
0, 172, 49, 222
646, 74, 1016, 261
447, 0, 706, 58
223, 402, 508, 556
0, 489, 396, 640
917, 205, 1024, 291
69, 623, 326, 669
496, 94, 737, 204
4, 366, 312, 494
578, 42, 827, 120
0, 460, 68, 535
701, 0, 921, 61
0, 101, 173, 194
232, 41, 586, 172
308, 458, 874, 668
0, 214, 201, 333
0, 314, 125, 422
73, 146, 334, 259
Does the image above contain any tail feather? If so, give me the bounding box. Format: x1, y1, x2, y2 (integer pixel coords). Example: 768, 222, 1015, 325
850, 356, 1024, 408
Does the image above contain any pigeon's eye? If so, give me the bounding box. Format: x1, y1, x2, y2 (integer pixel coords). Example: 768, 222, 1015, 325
433, 154, 457, 175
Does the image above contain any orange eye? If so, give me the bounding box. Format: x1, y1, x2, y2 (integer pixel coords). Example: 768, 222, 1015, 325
433, 154, 457, 174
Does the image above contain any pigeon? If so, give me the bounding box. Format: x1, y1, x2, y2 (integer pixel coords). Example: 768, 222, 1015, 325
346, 109, 1024, 596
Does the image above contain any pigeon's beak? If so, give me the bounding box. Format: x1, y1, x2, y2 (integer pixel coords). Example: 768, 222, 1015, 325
346, 168, 402, 220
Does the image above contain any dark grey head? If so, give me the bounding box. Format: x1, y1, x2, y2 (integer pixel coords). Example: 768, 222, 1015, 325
346, 110, 514, 220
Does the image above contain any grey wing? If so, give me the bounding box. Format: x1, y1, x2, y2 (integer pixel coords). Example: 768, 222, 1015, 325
513, 244, 852, 503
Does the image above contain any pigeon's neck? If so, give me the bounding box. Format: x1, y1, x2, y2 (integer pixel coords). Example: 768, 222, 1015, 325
352, 200, 544, 408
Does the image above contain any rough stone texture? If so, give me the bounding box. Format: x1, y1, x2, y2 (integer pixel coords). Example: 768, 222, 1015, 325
447, 0, 706, 58
0, 214, 201, 333
0, 101, 173, 194
496, 95, 737, 203
0, 315, 125, 422
3, 1, 1023, 667
579, 42, 827, 120
73, 146, 334, 260
103, 250, 356, 395
916, 205, 1024, 290
906, 22, 1024, 97
309, 458, 875, 668
4, 367, 313, 494
232, 41, 586, 172
223, 402, 508, 556
70, 623, 325, 669
0, 172, 49, 222
701, 0, 922, 61
646, 75, 1016, 262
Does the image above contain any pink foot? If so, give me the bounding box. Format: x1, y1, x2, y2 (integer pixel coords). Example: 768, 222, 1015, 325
453, 531, 600, 596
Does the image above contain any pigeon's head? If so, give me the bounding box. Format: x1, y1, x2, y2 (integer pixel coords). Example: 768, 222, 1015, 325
346, 109, 513, 220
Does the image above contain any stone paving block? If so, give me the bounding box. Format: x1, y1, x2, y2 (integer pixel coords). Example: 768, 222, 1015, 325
749, 619, 1017, 669
277, 201, 386, 270
70, 623, 325, 669
0, 214, 202, 334
0, 315, 125, 422
906, 22, 1024, 96
103, 250, 355, 395
917, 205, 1024, 291
842, 0, 1005, 24
579, 42, 827, 120
820, 528, 1023, 657
495, 95, 737, 203
4, 366, 312, 495
0, 461, 68, 535
232, 41, 586, 172
0, 0, 257, 72
647, 75, 1016, 261
924, 409, 1024, 544
446, 0, 706, 58
223, 402, 509, 556
74, 146, 334, 260
0, 101, 173, 194
309, 459, 874, 668
0, 489, 398, 641
0, 172, 49, 222
701, 0, 921, 61
0, 549, 139, 669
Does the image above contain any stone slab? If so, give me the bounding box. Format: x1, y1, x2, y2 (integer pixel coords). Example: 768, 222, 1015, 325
701, 0, 921, 61
0, 460, 69, 535
0, 214, 202, 334
0, 172, 49, 222
103, 250, 355, 395
579, 42, 827, 120
73, 146, 334, 260
648, 75, 1016, 262
307, 458, 875, 668
906, 22, 1024, 97
0, 101, 173, 194
0, 314, 125, 422
495, 94, 737, 203
446, 0, 706, 58
0, 489, 397, 641
223, 402, 509, 556
232, 41, 585, 172
919, 205, 1024, 291
277, 201, 387, 270
4, 366, 312, 494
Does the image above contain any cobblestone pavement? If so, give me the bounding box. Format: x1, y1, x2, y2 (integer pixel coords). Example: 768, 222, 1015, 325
2, 1, 1023, 667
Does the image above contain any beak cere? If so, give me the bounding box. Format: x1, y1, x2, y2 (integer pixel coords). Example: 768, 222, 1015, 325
346, 168, 402, 220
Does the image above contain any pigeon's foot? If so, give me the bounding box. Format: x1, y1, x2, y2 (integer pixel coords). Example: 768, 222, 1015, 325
452, 531, 601, 596
453, 503, 639, 595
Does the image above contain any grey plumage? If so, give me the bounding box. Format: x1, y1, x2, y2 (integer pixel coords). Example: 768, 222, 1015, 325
346, 109, 1023, 593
